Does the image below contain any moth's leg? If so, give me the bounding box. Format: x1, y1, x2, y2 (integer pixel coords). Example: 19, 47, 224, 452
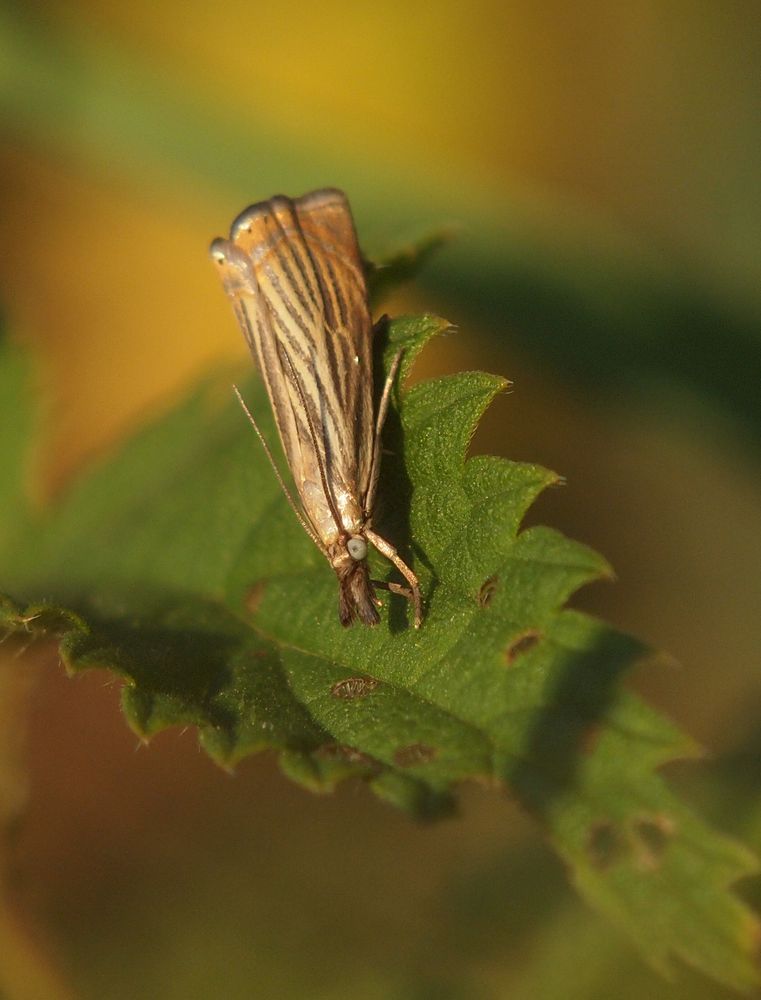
368, 577, 415, 613
365, 527, 422, 628
364, 348, 404, 517
367, 580, 385, 610
370, 579, 414, 600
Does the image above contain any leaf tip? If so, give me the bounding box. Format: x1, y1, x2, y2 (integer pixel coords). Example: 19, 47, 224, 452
370, 770, 457, 821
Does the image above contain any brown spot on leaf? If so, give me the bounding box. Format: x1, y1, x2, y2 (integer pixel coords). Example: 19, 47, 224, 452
633, 814, 675, 869
478, 575, 498, 608
394, 743, 437, 768
504, 629, 542, 665
586, 820, 626, 869
580, 723, 603, 755
330, 675, 379, 699
315, 743, 377, 768
244, 582, 266, 615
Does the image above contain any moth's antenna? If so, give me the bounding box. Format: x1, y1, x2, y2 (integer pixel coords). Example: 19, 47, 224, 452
233, 385, 323, 550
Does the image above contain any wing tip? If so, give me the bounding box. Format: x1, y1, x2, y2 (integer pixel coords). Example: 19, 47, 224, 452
295, 187, 350, 213
229, 188, 352, 239
230, 200, 281, 239
209, 236, 230, 263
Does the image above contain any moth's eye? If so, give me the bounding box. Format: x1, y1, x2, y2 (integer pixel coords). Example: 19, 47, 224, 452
347, 537, 367, 561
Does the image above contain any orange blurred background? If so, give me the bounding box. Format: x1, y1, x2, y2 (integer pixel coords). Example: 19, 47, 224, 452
1, 3, 760, 997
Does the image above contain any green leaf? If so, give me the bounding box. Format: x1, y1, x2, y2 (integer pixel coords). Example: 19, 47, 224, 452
0, 307, 758, 992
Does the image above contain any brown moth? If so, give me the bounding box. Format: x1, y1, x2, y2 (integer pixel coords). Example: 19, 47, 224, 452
210, 188, 422, 627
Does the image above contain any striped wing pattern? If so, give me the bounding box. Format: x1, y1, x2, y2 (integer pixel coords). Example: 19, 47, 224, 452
211, 189, 374, 548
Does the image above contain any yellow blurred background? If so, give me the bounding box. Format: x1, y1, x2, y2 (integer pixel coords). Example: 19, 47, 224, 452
1, 2, 760, 997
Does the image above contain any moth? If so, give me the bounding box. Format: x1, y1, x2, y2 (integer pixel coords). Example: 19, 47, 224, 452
210, 188, 422, 627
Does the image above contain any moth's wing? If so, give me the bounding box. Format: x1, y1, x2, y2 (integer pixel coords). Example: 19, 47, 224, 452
229, 191, 374, 524
292, 188, 375, 501
209, 234, 309, 533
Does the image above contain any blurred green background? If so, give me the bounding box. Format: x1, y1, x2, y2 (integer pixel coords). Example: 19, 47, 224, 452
1, 2, 760, 997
